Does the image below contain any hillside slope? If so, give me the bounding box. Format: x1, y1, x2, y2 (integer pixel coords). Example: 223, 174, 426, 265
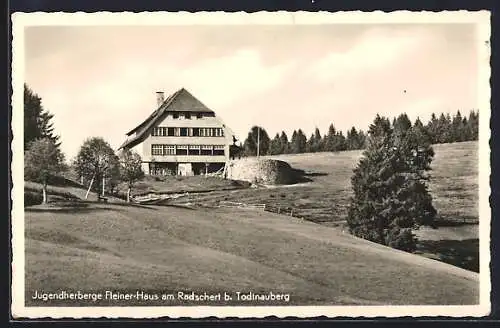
25, 203, 478, 306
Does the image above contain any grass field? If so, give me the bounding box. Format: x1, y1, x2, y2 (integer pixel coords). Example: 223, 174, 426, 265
166, 141, 479, 225
24, 141, 480, 305
166, 142, 479, 271
25, 203, 478, 306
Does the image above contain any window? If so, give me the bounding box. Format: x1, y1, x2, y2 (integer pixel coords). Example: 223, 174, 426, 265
215, 128, 224, 137
180, 128, 188, 136
200, 145, 212, 156
185, 113, 191, 119
176, 145, 188, 155
152, 127, 165, 136
188, 145, 200, 155
167, 127, 175, 136
196, 113, 203, 119
173, 113, 179, 119
174, 128, 180, 136
164, 145, 175, 155
151, 144, 164, 156
213, 145, 225, 156
192, 128, 200, 137
161, 127, 167, 136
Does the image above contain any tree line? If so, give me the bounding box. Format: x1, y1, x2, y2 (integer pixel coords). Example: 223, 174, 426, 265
242, 110, 479, 157
243, 124, 367, 156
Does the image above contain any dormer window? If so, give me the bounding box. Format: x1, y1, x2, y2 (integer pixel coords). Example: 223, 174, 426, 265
185, 113, 191, 119
173, 113, 179, 119
196, 113, 203, 119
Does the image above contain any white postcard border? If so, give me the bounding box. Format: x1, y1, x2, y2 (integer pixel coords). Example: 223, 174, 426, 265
11, 10, 492, 319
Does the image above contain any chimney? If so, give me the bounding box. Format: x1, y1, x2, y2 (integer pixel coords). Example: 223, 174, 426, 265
156, 91, 165, 107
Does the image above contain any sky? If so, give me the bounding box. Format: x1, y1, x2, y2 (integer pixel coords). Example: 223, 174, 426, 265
24, 24, 480, 160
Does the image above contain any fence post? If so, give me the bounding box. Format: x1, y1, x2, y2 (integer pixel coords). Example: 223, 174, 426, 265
290, 209, 293, 217
277, 206, 280, 214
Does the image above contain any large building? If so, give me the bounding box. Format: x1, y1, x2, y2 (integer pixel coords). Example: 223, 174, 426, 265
119, 88, 239, 176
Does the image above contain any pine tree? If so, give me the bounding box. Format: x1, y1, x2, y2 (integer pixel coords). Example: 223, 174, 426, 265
346, 114, 436, 252
393, 113, 412, 145
310, 127, 323, 152
279, 131, 290, 154
324, 123, 337, 151
306, 133, 315, 153
452, 110, 464, 142
346, 127, 359, 150
357, 130, 367, 149
468, 110, 479, 140
426, 113, 440, 144
269, 133, 282, 155
297, 129, 308, 153
334, 131, 347, 151
290, 129, 307, 153
290, 130, 298, 153
461, 116, 472, 141
435, 113, 452, 143
24, 84, 61, 150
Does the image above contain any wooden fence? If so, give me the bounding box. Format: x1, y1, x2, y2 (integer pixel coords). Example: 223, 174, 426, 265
218, 201, 266, 211
217, 201, 303, 218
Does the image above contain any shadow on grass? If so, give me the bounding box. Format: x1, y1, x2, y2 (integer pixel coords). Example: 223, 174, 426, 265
435, 216, 479, 227
417, 238, 479, 272
289, 168, 314, 184
45, 175, 87, 189
304, 172, 329, 177
25, 201, 159, 213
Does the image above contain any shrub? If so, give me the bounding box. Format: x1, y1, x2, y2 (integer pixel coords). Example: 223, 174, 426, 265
25, 191, 43, 206
385, 227, 417, 252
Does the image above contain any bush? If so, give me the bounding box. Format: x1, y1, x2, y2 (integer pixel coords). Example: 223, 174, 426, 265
385, 228, 417, 252
25, 191, 43, 206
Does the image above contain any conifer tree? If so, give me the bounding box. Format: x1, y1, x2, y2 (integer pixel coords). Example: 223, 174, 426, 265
315, 127, 323, 152
306, 133, 315, 153
425, 113, 440, 144
324, 123, 337, 151
468, 110, 479, 140
279, 131, 290, 154
346, 127, 359, 150
346, 114, 436, 252
269, 133, 282, 155
24, 84, 61, 150
452, 110, 464, 142
290, 130, 298, 153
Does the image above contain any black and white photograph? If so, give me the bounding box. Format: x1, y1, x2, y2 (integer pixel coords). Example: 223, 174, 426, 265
11, 11, 491, 318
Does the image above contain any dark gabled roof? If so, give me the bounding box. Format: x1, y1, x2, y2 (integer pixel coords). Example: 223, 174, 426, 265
119, 88, 216, 150
125, 88, 214, 136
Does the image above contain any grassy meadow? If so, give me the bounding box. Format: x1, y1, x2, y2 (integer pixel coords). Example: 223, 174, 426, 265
25, 203, 478, 306
23, 141, 480, 306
